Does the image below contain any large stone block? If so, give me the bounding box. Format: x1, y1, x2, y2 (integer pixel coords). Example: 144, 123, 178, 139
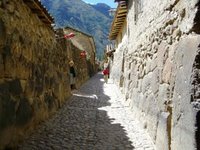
0, 93, 16, 131
162, 58, 172, 83
44, 92, 57, 110
156, 112, 169, 150
150, 68, 160, 94
157, 83, 170, 112
157, 42, 169, 69
15, 97, 33, 126
8, 79, 22, 96
141, 73, 152, 94
171, 36, 200, 150
0, 19, 6, 47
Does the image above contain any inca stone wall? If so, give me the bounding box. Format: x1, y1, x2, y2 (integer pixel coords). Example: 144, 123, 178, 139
0, 0, 71, 149
111, 0, 200, 149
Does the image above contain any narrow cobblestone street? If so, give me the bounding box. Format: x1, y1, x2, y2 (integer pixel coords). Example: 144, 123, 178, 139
17, 73, 155, 150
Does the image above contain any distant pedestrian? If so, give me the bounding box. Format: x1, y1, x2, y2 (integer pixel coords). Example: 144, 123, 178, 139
103, 59, 109, 70
103, 67, 109, 83
103, 59, 109, 83
69, 60, 76, 90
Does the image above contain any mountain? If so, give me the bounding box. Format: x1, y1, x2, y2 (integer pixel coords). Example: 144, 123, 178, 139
40, 0, 113, 60
89, 3, 112, 18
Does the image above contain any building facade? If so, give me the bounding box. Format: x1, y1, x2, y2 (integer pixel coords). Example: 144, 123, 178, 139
110, 0, 200, 149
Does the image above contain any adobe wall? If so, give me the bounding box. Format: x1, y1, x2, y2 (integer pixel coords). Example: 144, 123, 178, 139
111, 0, 200, 149
0, 0, 71, 148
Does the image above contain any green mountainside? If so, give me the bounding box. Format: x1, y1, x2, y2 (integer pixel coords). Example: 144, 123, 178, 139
41, 0, 113, 59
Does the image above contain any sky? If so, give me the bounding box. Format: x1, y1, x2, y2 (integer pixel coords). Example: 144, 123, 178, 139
82, 0, 117, 8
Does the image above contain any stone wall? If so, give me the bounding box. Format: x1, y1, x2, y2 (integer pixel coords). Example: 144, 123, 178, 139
0, 0, 71, 149
70, 42, 91, 88
63, 27, 97, 78
55, 29, 98, 90
111, 0, 200, 149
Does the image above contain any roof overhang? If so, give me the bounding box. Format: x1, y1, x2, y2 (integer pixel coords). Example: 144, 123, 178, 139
109, 0, 127, 40
23, 0, 54, 26
64, 26, 93, 38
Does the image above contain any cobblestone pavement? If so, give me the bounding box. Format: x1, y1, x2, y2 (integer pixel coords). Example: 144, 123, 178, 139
18, 73, 155, 150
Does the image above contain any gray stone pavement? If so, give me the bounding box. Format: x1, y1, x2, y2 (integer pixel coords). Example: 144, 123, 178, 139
17, 73, 156, 150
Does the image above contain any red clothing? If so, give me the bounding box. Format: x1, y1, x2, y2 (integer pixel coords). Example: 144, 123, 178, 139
103, 69, 109, 75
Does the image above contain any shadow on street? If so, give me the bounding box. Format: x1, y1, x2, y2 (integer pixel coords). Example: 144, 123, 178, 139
17, 73, 134, 150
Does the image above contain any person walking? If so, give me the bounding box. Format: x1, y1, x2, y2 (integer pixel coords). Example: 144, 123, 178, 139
103, 67, 109, 83
103, 59, 110, 83
69, 60, 76, 90
103, 59, 109, 70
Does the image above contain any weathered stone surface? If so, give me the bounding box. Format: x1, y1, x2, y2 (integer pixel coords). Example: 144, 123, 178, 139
150, 69, 160, 94
157, 42, 168, 69
0, 0, 98, 147
156, 112, 169, 150
162, 58, 172, 83
110, 0, 200, 149
0, 0, 72, 149
15, 98, 33, 126
171, 36, 200, 150
110, 45, 124, 86
0, 19, 6, 48
141, 73, 152, 94
157, 83, 170, 112
0, 93, 16, 130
